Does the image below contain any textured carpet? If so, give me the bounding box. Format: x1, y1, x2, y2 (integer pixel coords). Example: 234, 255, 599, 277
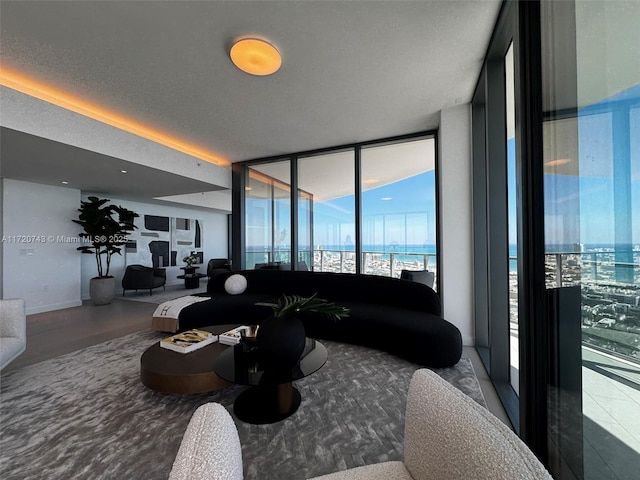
0, 331, 485, 480
119, 283, 208, 304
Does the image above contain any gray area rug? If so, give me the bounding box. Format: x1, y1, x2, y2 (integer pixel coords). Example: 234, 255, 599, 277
119, 283, 208, 304
0, 331, 485, 480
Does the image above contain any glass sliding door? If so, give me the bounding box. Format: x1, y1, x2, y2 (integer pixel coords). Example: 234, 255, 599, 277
360, 138, 437, 283
541, 1, 640, 478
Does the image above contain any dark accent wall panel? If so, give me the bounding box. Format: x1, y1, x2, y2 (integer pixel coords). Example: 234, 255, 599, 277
195, 220, 202, 248
144, 215, 170, 232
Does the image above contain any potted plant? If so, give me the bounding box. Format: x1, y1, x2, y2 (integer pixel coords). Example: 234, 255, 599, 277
255, 293, 349, 364
73, 196, 139, 305
182, 253, 198, 274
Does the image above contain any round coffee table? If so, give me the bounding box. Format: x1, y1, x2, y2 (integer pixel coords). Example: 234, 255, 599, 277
214, 338, 327, 424
140, 324, 239, 394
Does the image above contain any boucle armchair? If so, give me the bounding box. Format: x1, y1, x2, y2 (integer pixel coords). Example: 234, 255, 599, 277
169, 370, 553, 480
0, 298, 26, 371
169, 403, 243, 480
311, 369, 552, 480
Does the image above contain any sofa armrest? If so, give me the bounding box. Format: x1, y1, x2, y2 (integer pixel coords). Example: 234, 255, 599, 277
169, 403, 243, 480
153, 267, 166, 279
404, 369, 552, 480
0, 298, 26, 339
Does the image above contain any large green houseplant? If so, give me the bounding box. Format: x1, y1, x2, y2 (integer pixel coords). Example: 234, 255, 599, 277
73, 196, 138, 305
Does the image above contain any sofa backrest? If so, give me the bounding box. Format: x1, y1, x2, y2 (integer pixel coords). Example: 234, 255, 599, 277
207, 269, 441, 315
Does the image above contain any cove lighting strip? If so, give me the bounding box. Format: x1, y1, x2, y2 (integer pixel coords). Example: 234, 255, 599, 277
0, 66, 229, 167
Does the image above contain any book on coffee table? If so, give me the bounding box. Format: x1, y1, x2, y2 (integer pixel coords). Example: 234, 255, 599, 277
219, 326, 250, 346
160, 329, 217, 354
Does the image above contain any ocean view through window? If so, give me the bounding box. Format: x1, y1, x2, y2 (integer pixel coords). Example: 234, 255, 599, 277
242, 134, 438, 284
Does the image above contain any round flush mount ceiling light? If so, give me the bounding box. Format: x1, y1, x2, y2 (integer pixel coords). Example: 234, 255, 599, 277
230, 36, 281, 76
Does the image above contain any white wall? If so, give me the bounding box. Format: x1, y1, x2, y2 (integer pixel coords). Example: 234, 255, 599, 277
439, 104, 474, 346
2, 179, 82, 314
0, 179, 4, 298
80, 195, 228, 300
0, 180, 229, 311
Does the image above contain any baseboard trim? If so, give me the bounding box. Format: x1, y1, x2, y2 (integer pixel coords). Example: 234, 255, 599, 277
462, 335, 475, 346
27, 300, 83, 315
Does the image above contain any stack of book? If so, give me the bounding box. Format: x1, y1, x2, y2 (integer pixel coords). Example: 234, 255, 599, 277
160, 329, 217, 354
218, 326, 250, 346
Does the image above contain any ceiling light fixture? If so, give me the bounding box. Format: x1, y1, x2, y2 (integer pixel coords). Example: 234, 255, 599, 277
381, 197, 392, 201
0, 65, 229, 166
363, 178, 379, 185
121, 170, 128, 173
230, 36, 281, 76
62, 181, 69, 185
544, 158, 571, 167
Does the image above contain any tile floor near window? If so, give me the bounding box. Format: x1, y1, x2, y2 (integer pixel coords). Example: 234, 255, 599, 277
582, 347, 640, 480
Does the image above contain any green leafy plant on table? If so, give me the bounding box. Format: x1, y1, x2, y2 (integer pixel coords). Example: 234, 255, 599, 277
183, 254, 198, 268
256, 293, 350, 320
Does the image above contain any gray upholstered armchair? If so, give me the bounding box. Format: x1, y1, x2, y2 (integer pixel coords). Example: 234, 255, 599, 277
400, 269, 435, 288
1, 298, 26, 371
207, 258, 231, 278
122, 264, 166, 296
169, 369, 553, 480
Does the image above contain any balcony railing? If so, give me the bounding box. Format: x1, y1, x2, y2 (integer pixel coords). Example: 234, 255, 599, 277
511, 251, 640, 364
246, 248, 437, 280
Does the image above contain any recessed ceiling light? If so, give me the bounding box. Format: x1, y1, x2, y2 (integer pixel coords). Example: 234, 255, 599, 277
363, 178, 379, 185
121, 170, 127, 174
544, 158, 571, 167
62, 181, 69, 185
381, 197, 392, 201
230, 36, 282, 76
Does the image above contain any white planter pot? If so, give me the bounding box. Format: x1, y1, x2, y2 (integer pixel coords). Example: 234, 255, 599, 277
90, 277, 116, 305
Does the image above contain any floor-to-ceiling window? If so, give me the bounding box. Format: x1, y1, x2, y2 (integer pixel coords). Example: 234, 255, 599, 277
234, 132, 438, 280
474, 1, 640, 479
541, 1, 640, 478
472, 0, 520, 428
298, 150, 355, 273
360, 138, 437, 282
505, 41, 520, 395
244, 160, 291, 269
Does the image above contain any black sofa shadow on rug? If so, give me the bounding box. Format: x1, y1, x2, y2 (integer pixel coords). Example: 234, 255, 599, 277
178, 270, 462, 368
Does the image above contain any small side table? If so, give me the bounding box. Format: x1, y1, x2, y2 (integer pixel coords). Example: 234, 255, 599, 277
177, 272, 206, 289
214, 339, 328, 424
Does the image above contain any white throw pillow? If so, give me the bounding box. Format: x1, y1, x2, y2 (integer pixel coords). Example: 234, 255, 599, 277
224, 274, 247, 295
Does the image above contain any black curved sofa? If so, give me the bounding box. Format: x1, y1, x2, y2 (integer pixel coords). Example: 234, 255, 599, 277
178, 269, 462, 368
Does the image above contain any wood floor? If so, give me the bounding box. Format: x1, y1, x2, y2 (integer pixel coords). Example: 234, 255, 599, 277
2, 298, 155, 373
1, 297, 511, 426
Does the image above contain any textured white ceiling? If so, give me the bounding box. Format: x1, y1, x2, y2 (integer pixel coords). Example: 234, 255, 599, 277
0, 0, 501, 205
